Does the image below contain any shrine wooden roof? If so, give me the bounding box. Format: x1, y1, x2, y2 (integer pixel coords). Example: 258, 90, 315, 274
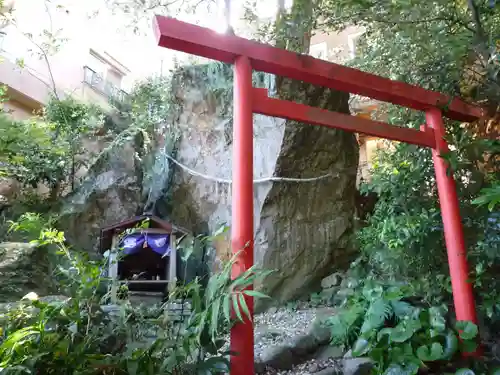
99, 214, 190, 253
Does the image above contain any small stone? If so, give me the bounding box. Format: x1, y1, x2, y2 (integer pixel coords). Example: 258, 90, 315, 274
308, 362, 319, 373
260, 345, 295, 370
267, 306, 278, 314
314, 344, 344, 360
315, 366, 342, 375
287, 333, 318, 356
340, 277, 360, 289
321, 273, 342, 289
343, 350, 353, 358
309, 320, 331, 345
320, 287, 340, 302
255, 327, 282, 343
342, 358, 373, 375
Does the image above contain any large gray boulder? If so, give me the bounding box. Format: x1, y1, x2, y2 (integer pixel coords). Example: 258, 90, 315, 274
168, 66, 359, 304
58, 132, 146, 253
0, 242, 54, 302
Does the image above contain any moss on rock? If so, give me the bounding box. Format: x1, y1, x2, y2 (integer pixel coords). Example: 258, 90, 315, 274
0, 242, 53, 302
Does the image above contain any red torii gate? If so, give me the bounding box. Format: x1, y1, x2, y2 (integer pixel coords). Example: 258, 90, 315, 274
153, 15, 484, 375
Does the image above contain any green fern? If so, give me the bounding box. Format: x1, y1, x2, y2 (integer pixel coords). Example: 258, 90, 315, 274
324, 283, 416, 348
360, 297, 393, 334
327, 303, 365, 346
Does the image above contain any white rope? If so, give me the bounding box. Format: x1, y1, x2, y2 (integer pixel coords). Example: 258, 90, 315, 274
164, 153, 337, 184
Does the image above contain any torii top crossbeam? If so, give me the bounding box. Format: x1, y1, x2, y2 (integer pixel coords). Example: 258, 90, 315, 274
153, 16, 483, 123
153, 14, 482, 375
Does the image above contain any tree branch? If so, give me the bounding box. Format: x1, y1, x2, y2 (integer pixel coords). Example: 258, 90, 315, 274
466, 0, 486, 39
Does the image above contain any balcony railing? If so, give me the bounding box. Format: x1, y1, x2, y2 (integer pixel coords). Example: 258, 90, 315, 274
83, 66, 128, 105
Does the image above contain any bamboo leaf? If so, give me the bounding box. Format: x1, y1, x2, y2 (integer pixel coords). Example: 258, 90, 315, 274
243, 290, 270, 299
223, 294, 231, 323
238, 293, 252, 322
210, 297, 221, 340
231, 293, 243, 322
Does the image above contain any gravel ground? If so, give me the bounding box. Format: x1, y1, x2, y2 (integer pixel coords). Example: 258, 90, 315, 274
254, 307, 319, 359
255, 306, 343, 374
219, 305, 341, 375
262, 358, 342, 375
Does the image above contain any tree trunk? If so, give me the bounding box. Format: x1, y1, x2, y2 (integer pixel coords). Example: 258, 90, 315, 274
256, 0, 360, 307
49, 181, 61, 202
223, 0, 234, 35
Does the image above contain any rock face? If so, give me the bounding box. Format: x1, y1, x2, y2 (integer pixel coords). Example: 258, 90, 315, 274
168, 66, 359, 303
59, 132, 147, 254
61, 63, 359, 303
0, 242, 54, 302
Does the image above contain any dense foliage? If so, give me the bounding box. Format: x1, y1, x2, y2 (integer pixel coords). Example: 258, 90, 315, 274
335, 0, 500, 308
316, 1, 500, 372
0, 223, 269, 374
0, 96, 104, 201
323, 278, 490, 374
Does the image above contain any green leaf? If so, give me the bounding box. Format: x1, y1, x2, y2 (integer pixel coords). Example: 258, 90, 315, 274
384, 363, 419, 375
15, 58, 25, 68
242, 290, 270, 299
442, 330, 458, 360
360, 298, 390, 333
127, 360, 139, 375
391, 300, 414, 317
238, 293, 251, 321
461, 339, 478, 354
429, 306, 447, 332
211, 224, 229, 239
455, 321, 478, 340
455, 369, 475, 375
199, 356, 230, 374
472, 186, 500, 211
197, 312, 208, 344
416, 342, 444, 361
223, 294, 231, 323
352, 338, 371, 356
210, 296, 221, 339
0, 326, 40, 359
230, 273, 255, 290
390, 319, 421, 343
377, 327, 393, 342
231, 293, 243, 322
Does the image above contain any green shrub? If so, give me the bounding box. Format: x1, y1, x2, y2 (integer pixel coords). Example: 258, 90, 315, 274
0, 228, 270, 374
323, 281, 484, 374
351, 304, 478, 374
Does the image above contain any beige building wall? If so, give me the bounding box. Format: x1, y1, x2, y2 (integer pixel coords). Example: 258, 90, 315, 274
310, 26, 366, 64
2, 98, 35, 120
0, 0, 131, 118
0, 31, 130, 114
0, 0, 132, 202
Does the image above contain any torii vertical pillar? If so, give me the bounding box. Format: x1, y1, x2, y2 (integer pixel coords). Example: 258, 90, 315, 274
231, 55, 255, 375
426, 109, 478, 334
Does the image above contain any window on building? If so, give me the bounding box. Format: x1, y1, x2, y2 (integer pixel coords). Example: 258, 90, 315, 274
309, 42, 328, 60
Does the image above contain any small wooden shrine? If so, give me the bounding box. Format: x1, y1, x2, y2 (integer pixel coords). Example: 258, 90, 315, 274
99, 214, 189, 301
